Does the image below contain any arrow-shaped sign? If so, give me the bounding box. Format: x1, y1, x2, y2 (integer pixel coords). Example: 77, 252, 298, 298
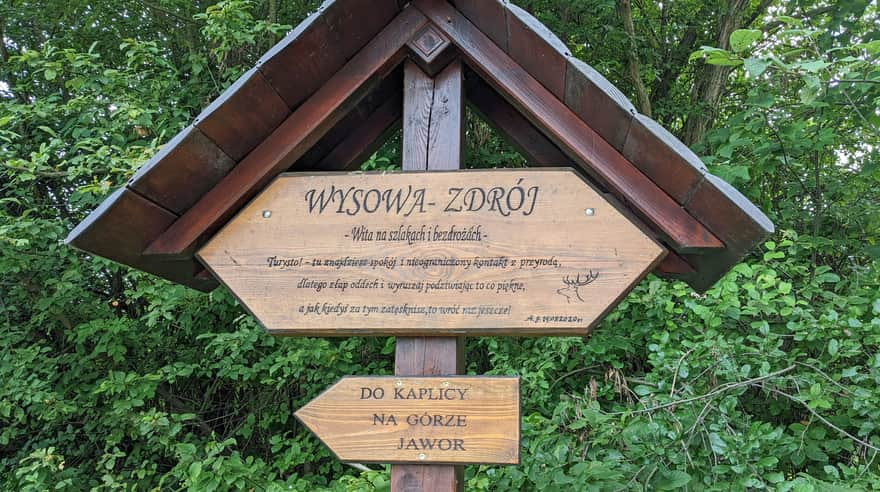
198, 169, 665, 336
295, 376, 520, 465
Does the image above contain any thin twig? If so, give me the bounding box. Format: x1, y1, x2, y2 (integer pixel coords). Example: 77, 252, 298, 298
792, 361, 851, 396
670, 346, 697, 398
760, 386, 880, 452
345, 463, 375, 473
831, 79, 880, 85
607, 365, 796, 416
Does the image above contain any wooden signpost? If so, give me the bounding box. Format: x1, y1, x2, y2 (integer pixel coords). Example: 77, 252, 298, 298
295, 376, 520, 465
68, 3, 774, 490
197, 169, 665, 336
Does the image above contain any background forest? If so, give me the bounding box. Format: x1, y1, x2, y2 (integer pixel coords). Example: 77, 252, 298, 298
1, 0, 879, 490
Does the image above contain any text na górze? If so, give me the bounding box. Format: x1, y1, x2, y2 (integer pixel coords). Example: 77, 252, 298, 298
294, 376, 520, 464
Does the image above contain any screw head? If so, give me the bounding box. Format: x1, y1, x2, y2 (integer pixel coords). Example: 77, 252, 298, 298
585, 208, 595, 217
262, 210, 272, 218
418, 453, 427, 461
442, 381, 450, 388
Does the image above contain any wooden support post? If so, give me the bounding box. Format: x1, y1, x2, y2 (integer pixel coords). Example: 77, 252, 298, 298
392, 60, 465, 492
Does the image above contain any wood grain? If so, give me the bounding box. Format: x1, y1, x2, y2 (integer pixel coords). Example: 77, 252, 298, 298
450, 0, 509, 52
128, 126, 235, 215
395, 68, 466, 491
564, 58, 636, 151
427, 61, 464, 170
144, 7, 428, 257
195, 67, 290, 161
297, 68, 403, 170
295, 376, 519, 465
258, 0, 400, 110
622, 114, 707, 204
196, 169, 665, 336
411, 0, 723, 253
506, 2, 570, 99
403, 61, 435, 171
407, 24, 455, 76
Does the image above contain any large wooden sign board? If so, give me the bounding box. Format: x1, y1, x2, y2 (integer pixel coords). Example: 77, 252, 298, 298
295, 376, 520, 465
198, 168, 665, 336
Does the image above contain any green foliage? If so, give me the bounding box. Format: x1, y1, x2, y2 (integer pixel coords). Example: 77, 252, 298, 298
1, 0, 879, 490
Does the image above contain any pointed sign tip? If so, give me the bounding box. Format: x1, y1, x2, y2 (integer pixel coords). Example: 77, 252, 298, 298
295, 376, 520, 465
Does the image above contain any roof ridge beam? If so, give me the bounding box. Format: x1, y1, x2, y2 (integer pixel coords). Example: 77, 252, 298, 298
143, 6, 429, 258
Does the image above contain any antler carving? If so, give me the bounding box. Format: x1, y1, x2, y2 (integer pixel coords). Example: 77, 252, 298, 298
562, 270, 599, 287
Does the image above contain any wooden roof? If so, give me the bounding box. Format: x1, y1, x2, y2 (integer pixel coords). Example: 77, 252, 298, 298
66, 0, 773, 293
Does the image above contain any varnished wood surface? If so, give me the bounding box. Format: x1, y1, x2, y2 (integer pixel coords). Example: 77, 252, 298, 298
296, 376, 519, 465
622, 114, 707, 204
314, 95, 402, 171
395, 72, 466, 491
128, 126, 236, 215
258, 0, 400, 109
451, 0, 509, 52
403, 62, 435, 171
427, 61, 464, 170
145, 7, 428, 257
564, 58, 636, 151
196, 169, 665, 336
69, 0, 774, 295
195, 67, 290, 162
506, 3, 570, 99
297, 69, 403, 170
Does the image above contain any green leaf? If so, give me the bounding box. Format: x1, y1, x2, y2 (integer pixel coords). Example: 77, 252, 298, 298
744, 57, 770, 77
708, 432, 728, 454
44, 68, 57, 81
856, 40, 880, 55
655, 470, 692, 490
766, 472, 785, 483
730, 29, 762, 53
800, 75, 823, 104
798, 60, 830, 73
189, 461, 202, 480
828, 339, 839, 356
37, 126, 58, 137
774, 15, 803, 26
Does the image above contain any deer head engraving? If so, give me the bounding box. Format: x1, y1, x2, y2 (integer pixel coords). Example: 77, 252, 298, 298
557, 271, 599, 304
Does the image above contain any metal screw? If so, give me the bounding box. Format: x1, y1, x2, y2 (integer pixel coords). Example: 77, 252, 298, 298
418, 453, 427, 461
585, 208, 595, 217
262, 210, 272, 218
396, 380, 404, 388
442, 381, 450, 388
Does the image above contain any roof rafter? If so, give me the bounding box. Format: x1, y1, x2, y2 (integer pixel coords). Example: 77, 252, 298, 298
143, 6, 428, 257
413, 0, 723, 253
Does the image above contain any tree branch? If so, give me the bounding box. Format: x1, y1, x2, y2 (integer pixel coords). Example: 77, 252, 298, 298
763, 5, 835, 32
140, 1, 198, 26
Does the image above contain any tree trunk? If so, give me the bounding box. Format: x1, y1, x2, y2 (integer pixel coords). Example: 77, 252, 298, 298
617, 0, 652, 117
681, 0, 757, 145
